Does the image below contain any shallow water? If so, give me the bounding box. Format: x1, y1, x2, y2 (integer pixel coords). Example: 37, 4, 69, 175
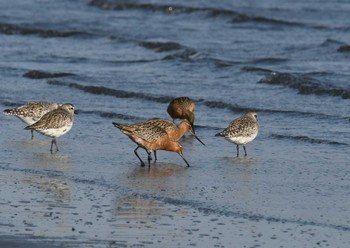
1, 0, 350, 247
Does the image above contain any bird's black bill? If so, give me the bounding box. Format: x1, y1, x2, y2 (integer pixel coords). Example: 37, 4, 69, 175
191, 123, 196, 134
194, 134, 205, 146
188, 123, 205, 145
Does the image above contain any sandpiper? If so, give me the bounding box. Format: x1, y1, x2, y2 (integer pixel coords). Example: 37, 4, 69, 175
3, 101, 61, 138
112, 121, 190, 167
215, 112, 259, 157
143, 118, 205, 160
24, 103, 75, 153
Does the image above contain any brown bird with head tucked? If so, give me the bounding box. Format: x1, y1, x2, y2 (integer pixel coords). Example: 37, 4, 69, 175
167, 97, 196, 132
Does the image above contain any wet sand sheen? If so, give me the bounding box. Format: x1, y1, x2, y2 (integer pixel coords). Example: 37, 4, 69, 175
0, 165, 348, 247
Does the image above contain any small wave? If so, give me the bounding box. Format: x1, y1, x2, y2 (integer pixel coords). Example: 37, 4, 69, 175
46, 80, 259, 114
241, 66, 273, 73
259, 71, 350, 99
322, 38, 350, 52
250, 57, 289, 64
88, 0, 199, 14
47, 80, 174, 103
46, 80, 346, 119
139, 40, 203, 61
202, 100, 253, 113
23, 70, 75, 79
88, 0, 242, 19
270, 134, 348, 146
0, 100, 24, 108
320, 38, 344, 46
0, 23, 86, 38
78, 110, 142, 121
303, 71, 334, 77
213, 59, 241, 68
231, 14, 301, 26
139, 41, 183, 52
337, 44, 350, 53
109, 59, 159, 64
162, 49, 202, 61
88, 0, 302, 28
201, 100, 305, 116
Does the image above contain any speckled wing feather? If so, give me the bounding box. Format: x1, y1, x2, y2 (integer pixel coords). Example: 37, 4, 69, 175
217, 115, 257, 138
4, 102, 59, 122
26, 109, 72, 130
230, 118, 257, 137
114, 121, 168, 142
144, 118, 175, 133
133, 125, 168, 142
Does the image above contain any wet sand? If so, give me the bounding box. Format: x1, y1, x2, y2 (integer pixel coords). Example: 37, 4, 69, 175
0, 123, 349, 247
1, 166, 348, 248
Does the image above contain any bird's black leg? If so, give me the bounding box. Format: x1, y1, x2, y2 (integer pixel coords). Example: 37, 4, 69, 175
243, 145, 247, 156
134, 146, 145, 167
236, 144, 239, 157
51, 138, 59, 153
50, 140, 53, 153
147, 151, 152, 168
153, 151, 157, 161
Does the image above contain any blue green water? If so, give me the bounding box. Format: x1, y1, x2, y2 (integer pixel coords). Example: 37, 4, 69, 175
1, 0, 350, 247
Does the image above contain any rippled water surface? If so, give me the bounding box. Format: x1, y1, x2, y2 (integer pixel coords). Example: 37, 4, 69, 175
1, 0, 350, 247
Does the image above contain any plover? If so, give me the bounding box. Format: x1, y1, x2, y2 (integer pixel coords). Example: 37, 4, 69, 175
143, 118, 205, 160
215, 112, 259, 157
24, 103, 75, 153
4, 101, 61, 138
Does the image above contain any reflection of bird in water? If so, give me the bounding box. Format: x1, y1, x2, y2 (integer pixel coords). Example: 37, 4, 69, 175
112, 121, 190, 167
25, 103, 75, 153
142, 118, 205, 160
167, 97, 196, 133
3, 101, 61, 139
23, 177, 71, 200
215, 112, 259, 157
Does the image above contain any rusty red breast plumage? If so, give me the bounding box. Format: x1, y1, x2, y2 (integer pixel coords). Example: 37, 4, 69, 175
112, 121, 190, 167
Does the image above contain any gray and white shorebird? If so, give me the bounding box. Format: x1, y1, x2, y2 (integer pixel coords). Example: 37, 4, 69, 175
215, 111, 259, 157
3, 101, 61, 139
24, 103, 75, 153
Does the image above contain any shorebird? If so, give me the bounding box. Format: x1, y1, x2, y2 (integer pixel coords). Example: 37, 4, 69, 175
215, 112, 259, 157
167, 97, 196, 132
24, 103, 75, 153
143, 118, 205, 160
112, 121, 190, 167
3, 101, 61, 139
